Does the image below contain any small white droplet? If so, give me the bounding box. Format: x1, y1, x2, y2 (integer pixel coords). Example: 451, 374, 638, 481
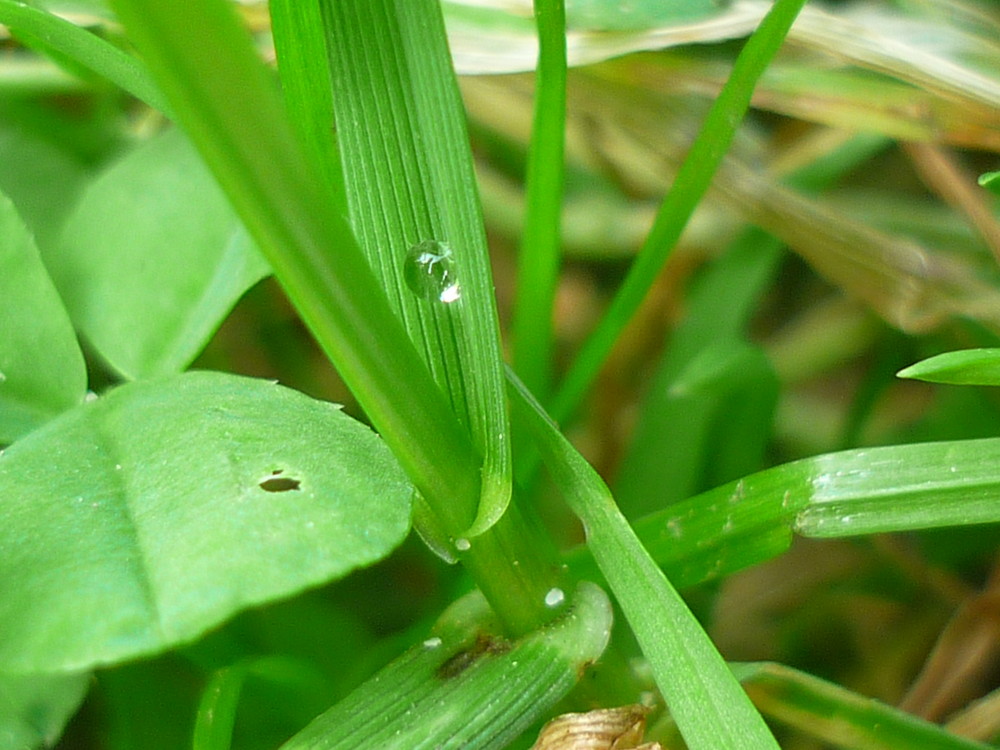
544, 587, 565, 608
455, 537, 471, 552
0, 371, 7, 383
115, 464, 122, 470
438, 283, 461, 303
84, 391, 98, 402
423, 636, 442, 649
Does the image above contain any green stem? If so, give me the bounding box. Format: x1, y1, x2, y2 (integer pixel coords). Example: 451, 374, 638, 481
549, 0, 809, 423
511, 0, 567, 399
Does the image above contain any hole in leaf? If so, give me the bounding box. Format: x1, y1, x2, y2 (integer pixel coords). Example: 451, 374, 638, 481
259, 469, 301, 493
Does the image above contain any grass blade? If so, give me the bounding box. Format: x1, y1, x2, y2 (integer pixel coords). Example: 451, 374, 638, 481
619, 437, 1000, 590
511, 0, 567, 399
898, 349, 1000, 386
730, 662, 992, 750
0, 0, 167, 111
549, 0, 808, 422
268, 0, 343, 215
316, 0, 512, 538
281, 583, 612, 750
507, 368, 779, 750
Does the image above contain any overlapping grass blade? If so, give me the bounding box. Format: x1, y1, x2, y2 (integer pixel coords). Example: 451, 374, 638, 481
313, 0, 512, 537
507, 368, 779, 750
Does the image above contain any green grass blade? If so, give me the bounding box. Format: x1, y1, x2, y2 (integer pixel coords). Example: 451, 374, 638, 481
510, 0, 567, 399
280, 583, 612, 750
621, 438, 1000, 590
0, 0, 168, 111
507, 368, 779, 750
105, 0, 483, 537
731, 662, 992, 750
268, 0, 343, 215
549, 0, 808, 422
898, 349, 1000, 386
980, 170, 1000, 195
317, 0, 512, 538
194, 656, 326, 750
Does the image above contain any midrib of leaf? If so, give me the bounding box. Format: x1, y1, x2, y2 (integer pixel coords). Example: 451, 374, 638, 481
318, 0, 511, 537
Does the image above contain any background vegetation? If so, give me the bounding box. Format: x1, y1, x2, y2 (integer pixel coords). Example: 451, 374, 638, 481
1, 0, 1000, 748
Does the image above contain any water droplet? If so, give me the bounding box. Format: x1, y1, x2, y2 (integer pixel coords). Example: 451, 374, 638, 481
84, 391, 98, 402
404, 240, 461, 303
544, 587, 565, 608
0, 371, 6, 383
423, 636, 442, 649
454, 537, 471, 552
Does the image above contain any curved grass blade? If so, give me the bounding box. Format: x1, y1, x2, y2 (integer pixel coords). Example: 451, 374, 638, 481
193, 656, 330, 750
316, 0, 512, 537
0, 0, 167, 111
507, 368, 779, 750
898, 349, 1000, 386
445, 0, 1000, 128
280, 582, 612, 750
